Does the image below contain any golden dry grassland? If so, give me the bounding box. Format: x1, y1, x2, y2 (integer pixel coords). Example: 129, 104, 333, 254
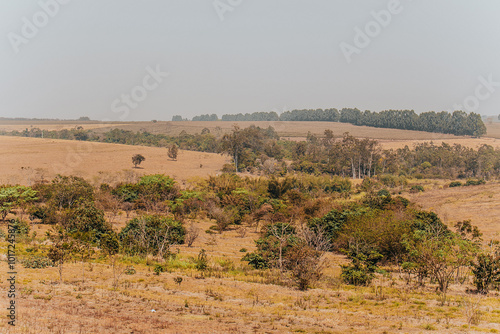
0, 136, 228, 186
1, 120, 500, 333
1, 216, 500, 334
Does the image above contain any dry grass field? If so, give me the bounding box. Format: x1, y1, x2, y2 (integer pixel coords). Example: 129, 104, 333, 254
0, 120, 130, 132
1, 120, 500, 333
1, 217, 500, 334
378, 137, 500, 150
0, 136, 228, 186
2, 119, 499, 137
407, 180, 500, 242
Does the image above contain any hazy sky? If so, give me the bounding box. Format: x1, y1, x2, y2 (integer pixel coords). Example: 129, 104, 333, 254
1, 0, 500, 121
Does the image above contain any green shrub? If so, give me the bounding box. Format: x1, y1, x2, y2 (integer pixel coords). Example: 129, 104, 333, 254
449, 181, 462, 187
119, 215, 185, 256
45, 175, 94, 208
154, 264, 166, 275
63, 202, 111, 239
341, 266, 374, 286
377, 189, 390, 197
410, 185, 425, 193
21, 255, 55, 269
137, 174, 178, 202
471, 253, 500, 294
359, 177, 380, 192
465, 179, 486, 186
11, 218, 30, 236
28, 205, 57, 224
242, 252, 268, 269
124, 266, 136, 275
378, 174, 407, 188
112, 183, 139, 202
195, 249, 208, 270
341, 250, 382, 286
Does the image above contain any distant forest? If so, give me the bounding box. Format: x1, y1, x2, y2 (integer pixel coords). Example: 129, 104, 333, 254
176, 109, 487, 137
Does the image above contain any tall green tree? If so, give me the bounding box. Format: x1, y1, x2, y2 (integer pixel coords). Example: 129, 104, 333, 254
220, 125, 245, 172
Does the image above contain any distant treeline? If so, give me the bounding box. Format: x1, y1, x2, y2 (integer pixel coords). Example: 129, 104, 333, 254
178, 109, 486, 137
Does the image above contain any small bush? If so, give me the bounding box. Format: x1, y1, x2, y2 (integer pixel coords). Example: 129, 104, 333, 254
410, 185, 425, 193
239, 248, 247, 253
173, 276, 183, 285
341, 250, 382, 286
154, 264, 166, 275
124, 266, 136, 275
377, 189, 390, 197
341, 265, 374, 286
422, 323, 436, 330
471, 253, 500, 294
28, 205, 57, 224
465, 179, 486, 186
242, 252, 268, 269
119, 215, 185, 256
11, 219, 30, 236
221, 163, 236, 173
195, 249, 208, 270
449, 181, 462, 187
378, 174, 407, 188
21, 255, 55, 269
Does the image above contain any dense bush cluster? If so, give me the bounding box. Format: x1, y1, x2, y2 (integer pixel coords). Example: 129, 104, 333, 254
1, 168, 499, 294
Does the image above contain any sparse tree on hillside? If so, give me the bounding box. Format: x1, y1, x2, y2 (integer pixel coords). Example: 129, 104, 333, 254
72, 231, 95, 284
220, 125, 244, 172
168, 144, 179, 160
47, 227, 75, 283
403, 229, 477, 298
100, 232, 121, 289
132, 154, 145, 168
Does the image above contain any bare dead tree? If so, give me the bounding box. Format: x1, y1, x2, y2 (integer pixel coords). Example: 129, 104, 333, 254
269, 223, 293, 273
300, 225, 332, 252
185, 222, 200, 247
